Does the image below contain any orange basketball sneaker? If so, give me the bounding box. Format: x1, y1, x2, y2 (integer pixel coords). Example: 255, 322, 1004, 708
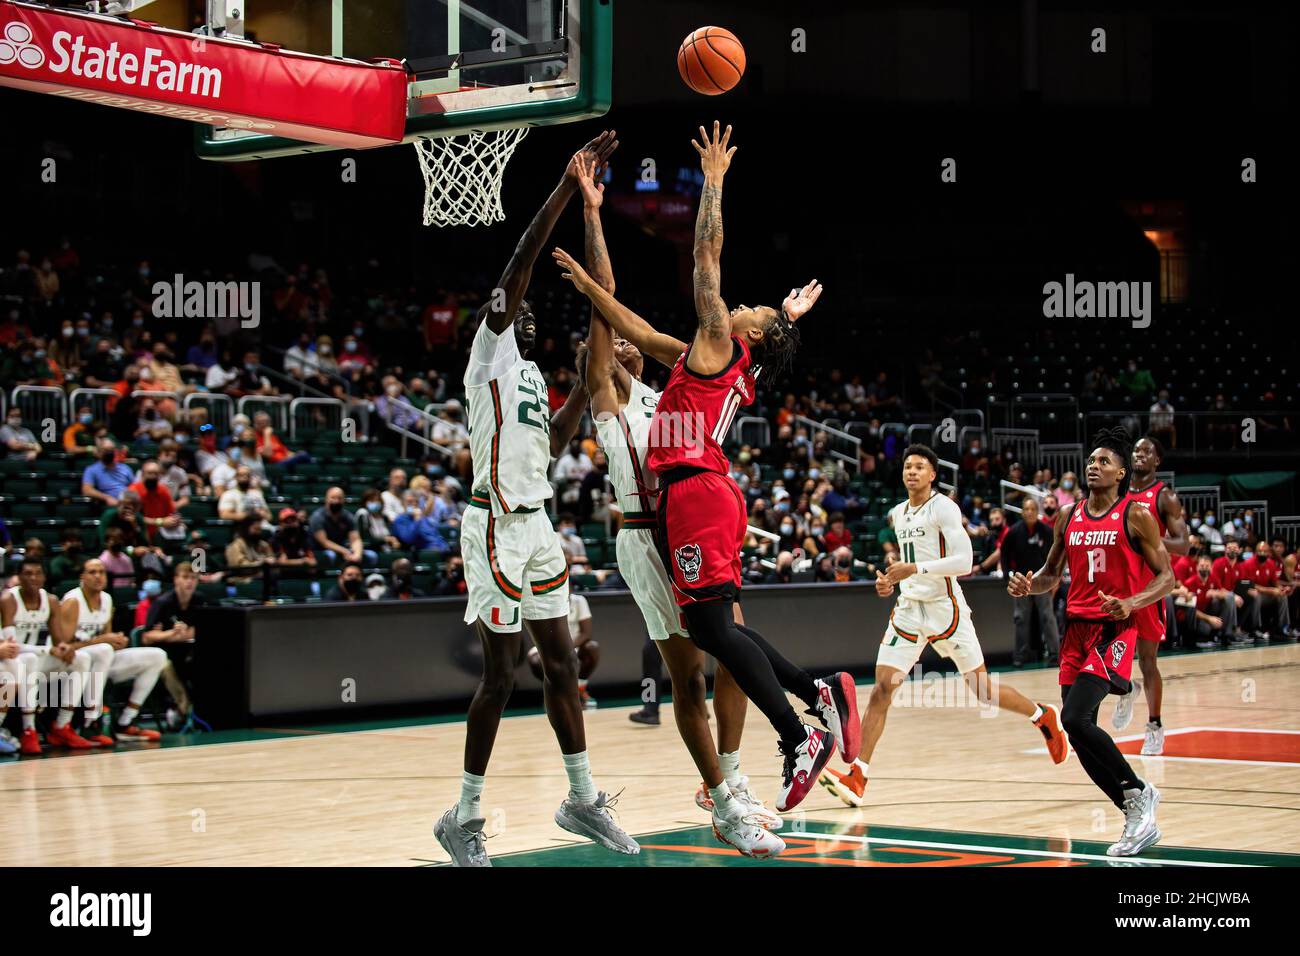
1034, 703, 1070, 764
818, 762, 867, 808
117, 724, 162, 742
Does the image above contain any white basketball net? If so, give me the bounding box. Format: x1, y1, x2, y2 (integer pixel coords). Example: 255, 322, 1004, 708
413, 128, 530, 228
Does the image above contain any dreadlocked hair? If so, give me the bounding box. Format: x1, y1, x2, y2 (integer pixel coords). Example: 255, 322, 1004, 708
1090, 426, 1134, 496
756, 309, 801, 378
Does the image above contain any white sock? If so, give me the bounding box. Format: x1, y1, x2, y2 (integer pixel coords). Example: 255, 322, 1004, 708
562, 751, 598, 804
84, 708, 100, 727
22, 710, 37, 731
457, 771, 485, 823
853, 758, 869, 775
578, 678, 588, 689
718, 750, 742, 788
119, 704, 140, 726
708, 781, 736, 815
1030, 703, 1044, 722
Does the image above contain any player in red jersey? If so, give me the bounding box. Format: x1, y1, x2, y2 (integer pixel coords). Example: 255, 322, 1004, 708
553, 121, 858, 814
1115, 437, 1189, 754
1008, 428, 1175, 856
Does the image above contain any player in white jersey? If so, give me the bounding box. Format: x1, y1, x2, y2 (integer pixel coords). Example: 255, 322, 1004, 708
569, 150, 783, 858
819, 444, 1069, 807
59, 559, 167, 744
435, 131, 639, 868
0, 557, 98, 753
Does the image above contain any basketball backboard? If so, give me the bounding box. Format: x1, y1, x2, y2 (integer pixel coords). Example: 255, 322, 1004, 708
193, 0, 611, 161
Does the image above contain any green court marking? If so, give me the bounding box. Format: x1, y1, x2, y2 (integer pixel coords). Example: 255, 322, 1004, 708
490, 821, 1300, 868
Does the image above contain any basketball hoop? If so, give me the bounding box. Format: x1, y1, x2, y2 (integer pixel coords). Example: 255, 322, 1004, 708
414, 128, 530, 228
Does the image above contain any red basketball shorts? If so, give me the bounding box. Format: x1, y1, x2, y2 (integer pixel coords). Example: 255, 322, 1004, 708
1133, 599, 1166, 644
655, 469, 746, 606
1060, 617, 1138, 694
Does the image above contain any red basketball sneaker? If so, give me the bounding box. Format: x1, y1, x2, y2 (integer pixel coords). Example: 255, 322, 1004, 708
775, 726, 836, 812
19, 727, 43, 756
46, 723, 96, 749
811, 672, 861, 762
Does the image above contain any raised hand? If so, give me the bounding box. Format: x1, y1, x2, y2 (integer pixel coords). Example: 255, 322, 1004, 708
574, 153, 606, 209
566, 130, 618, 187
782, 279, 823, 322
552, 247, 595, 295
691, 120, 736, 178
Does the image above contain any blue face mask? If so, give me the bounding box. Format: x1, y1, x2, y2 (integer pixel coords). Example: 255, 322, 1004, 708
783, 469, 796, 481
141, 579, 162, 598
1204, 516, 1215, 526
366, 502, 382, 514
229, 449, 241, 462
79, 413, 93, 425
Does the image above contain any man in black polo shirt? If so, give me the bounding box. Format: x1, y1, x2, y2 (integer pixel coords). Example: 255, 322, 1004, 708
142, 561, 205, 723
381, 557, 427, 600
1000, 498, 1060, 665
325, 562, 369, 602
309, 486, 374, 566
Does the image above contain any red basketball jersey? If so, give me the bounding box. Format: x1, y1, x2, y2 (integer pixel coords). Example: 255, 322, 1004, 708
1065, 497, 1145, 619
1125, 479, 1168, 536
647, 336, 756, 477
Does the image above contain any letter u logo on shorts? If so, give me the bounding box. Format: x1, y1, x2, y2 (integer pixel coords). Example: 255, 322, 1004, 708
491, 606, 519, 627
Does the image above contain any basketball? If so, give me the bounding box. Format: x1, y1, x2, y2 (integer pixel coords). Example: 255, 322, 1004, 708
677, 26, 746, 95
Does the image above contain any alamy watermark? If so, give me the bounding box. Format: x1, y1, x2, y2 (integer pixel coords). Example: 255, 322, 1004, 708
151, 273, 260, 328
1042, 273, 1152, 329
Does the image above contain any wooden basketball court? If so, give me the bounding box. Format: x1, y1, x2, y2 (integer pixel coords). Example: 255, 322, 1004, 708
4, 645, 1298, 867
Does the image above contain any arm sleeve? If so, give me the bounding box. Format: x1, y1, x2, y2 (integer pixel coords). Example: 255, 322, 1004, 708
464, 319, 521, 387
917, 499, 975, 578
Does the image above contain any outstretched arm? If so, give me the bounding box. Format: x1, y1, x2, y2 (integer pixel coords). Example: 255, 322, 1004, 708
483, 131, 618, 335
552, 248, 688, 367
575, 152, 626, 420
689, 121, 737, 374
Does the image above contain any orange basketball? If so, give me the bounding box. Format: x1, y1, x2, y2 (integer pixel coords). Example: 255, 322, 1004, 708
677, 26, 746, 95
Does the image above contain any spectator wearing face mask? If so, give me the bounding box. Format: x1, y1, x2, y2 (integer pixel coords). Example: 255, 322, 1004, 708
49, 527, 88, 582
235, 350, 273, 396
1177, 554, 1247, 648
555, 513, 590, 573
98, 527, 137, 588
0, 408, 41, 461
381, 468, 408, 523
374, 376, 422, 431
271, 509, 317, 569
81, 437, 135, 507
392, 487, 454, 553
154, 439, 192, 508
206, 350, 242, 394
1039, 494, 1060, 527
133, 576, 165, 628
1240, 542, 1294, 641
1197, 511, 1225, 555
1054, 472, 1081, 508
765, 550, 797, 584
62, 405, 98, 456
311, 487, 370, 566
218, 466, 271, 523
431, 400, 468, 450
357, 488, 401, 552
128, 459, 184, 543
225, 516, 275, 584
326, 562, 369, 602
194, 422, 232, 486
381, 557, 426, 600
252, 410, 311, 468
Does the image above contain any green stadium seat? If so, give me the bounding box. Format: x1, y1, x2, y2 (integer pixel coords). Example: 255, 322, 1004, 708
28, 459, 64, 474
572, 573, 599, 590
9, 502, 50, 520
276, 578, 317, 600
4, 477, 44, 496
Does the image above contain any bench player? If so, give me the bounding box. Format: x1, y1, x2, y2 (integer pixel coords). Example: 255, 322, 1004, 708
554, 121, 858, 814
573, 150, 783, 857
435, 132, 639, 867
59, 559, 167, 744
1008, 428, 1174, 856
1114, 436, 1189, 754
819, 445, 1069, 807
1, 557, 97, 753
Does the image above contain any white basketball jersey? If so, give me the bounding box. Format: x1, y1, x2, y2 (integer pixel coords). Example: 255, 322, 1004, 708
593, 377, 660, 515
69, 587, 113, 641
5, 586, 51, 647
464, 320, 554, 516
890, 493, 967, 603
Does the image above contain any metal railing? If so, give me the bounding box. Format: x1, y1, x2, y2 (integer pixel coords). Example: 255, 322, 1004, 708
10, 385, 66, 430
67, 387, 118, 427
260, 343, 353, 396
991, 427, 1040, 469
288, 397, 346, 441
1083, 410, 1297, 459
999, 478, 1051, 516
1220, 500, 1269, 540
184, 393, 234, 436
733, 415, 769, 449
937, 458, 959, 496
795, 414, 861, 474
1272, 516, 1300, 551
1039, 443, 1083, 480
238, 395, 292, 434
1176, 486, 1220, 525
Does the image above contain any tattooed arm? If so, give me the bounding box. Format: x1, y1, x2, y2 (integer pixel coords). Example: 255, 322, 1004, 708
688, 121, 737, 375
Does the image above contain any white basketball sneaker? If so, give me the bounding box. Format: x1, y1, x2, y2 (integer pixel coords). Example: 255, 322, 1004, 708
712, 803, 785, 859
1112, 679, 1141, 732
